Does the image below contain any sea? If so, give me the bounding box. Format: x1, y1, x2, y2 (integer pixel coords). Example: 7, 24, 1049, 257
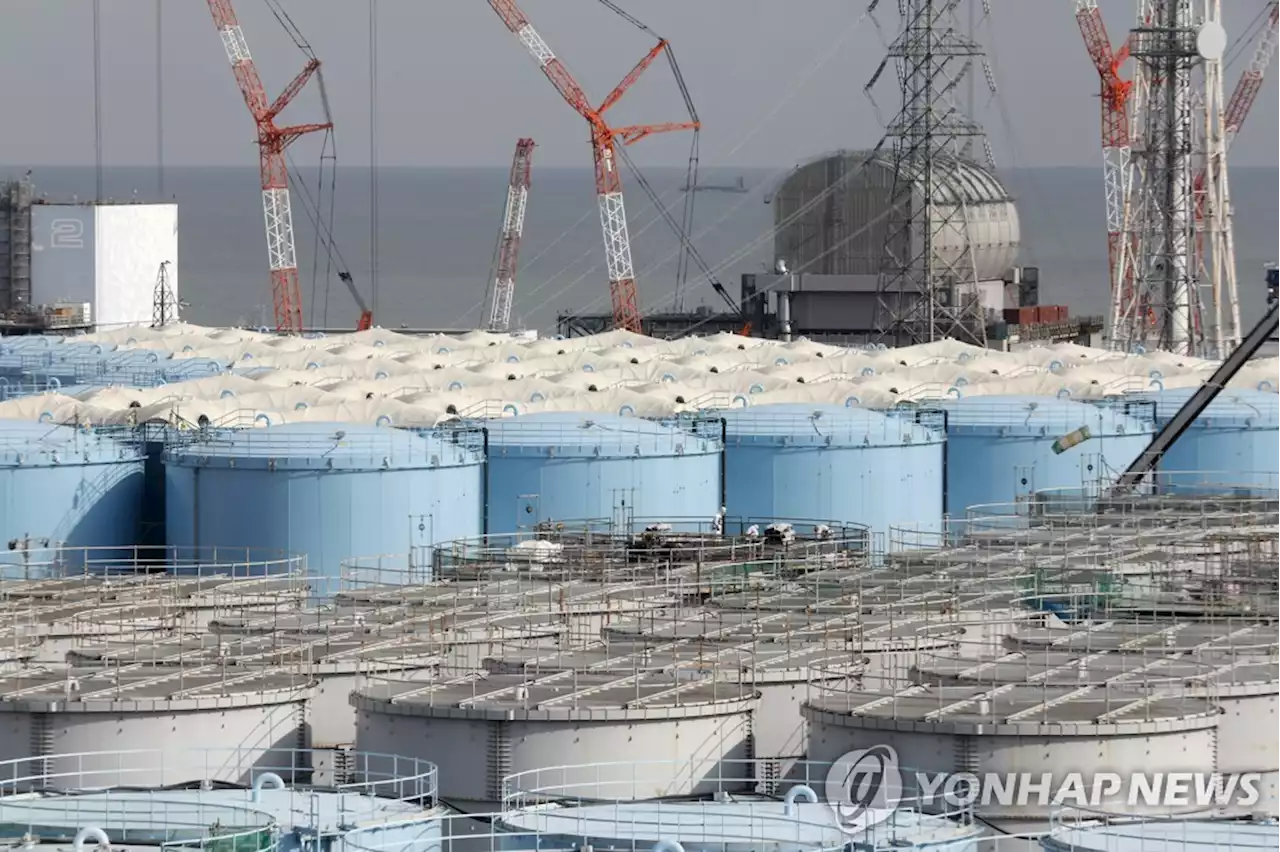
4, 164, 1276, 337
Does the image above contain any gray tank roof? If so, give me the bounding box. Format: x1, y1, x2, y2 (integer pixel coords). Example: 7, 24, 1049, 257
913, 650, 1278, 697
483, 642, 867, 684
483, 412, 719, 459
164, 422, 482, 470
67, 633, 445, 674
495, 800, 978, 852
0, 666, 312, 711
804, 683, 1220, 735
353, 671, 759, 721
604, 607, 963, 652
1041, 818, 1280, 852
1007, 622, 1279, 655
0, 420, 143, 467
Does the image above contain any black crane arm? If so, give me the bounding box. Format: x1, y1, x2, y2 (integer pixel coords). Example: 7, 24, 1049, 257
1110, 300, 1279, 495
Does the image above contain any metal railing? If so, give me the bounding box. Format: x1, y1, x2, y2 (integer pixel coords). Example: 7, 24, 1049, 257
0, 545, 307, 583
0, 747, 438, 811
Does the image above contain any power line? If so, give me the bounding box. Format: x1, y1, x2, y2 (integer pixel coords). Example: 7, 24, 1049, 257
156, 0, 164, 198
369, 0, 380, 322
93, 0, 103, 202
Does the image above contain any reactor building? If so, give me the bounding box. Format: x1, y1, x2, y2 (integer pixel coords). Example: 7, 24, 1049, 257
760, 149, 1024, 338
1, 176, 178, 332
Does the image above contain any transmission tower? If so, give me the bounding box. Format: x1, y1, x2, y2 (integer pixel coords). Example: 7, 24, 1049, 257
151, 261, 178, 328
870, 0, 991, 347
1126, 1, 1202, 355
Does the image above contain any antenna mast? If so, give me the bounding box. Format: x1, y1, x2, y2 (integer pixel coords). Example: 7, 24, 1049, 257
869, 0, 991, 347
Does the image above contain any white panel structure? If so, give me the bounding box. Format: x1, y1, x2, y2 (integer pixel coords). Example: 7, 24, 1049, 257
95, 204, 179, 329
29, 203, 177, 330
30, 206, 96, 308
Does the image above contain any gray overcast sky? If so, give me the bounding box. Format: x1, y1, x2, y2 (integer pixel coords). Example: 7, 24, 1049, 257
1, 0, 1276, 170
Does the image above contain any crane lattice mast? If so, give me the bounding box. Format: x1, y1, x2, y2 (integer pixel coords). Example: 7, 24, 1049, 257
487, 139, 536, 333
486, 0, 697, 334
1076, 0, 1141, 352
206, 0, 332, 333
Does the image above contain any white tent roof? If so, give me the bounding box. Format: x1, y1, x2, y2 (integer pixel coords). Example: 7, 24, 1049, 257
2, 324, 1269, 428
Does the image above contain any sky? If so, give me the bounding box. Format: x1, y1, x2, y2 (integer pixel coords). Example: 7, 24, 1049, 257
0, 0, 1276, 171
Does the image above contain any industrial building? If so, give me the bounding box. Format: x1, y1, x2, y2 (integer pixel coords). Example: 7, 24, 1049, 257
1, 177, 177, 332
766, 150, 1021, 335
558, 150, 1103, 347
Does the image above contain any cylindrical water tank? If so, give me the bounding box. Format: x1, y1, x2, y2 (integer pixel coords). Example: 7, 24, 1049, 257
1126, 388, 1279, 494
719, 403, 944, 542
353, 673, 758, 806
483, 412, 722, 534
0, 420, 144, 574
164, 423, 483, 588
935, 395, 1152, 516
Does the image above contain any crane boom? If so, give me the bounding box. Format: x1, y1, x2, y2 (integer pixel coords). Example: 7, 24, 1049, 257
486, 0, 696, 334
487, 139, 536, 333
1076, 0, 1139, 351
1110, 298, 1279, 496
1223, 2, 1279, 144
206, 0, 331, 333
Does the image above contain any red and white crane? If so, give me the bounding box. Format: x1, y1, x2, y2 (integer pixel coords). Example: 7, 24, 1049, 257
1221, 1, 1279, 147
487, 0, 698, 334
1076, 0, 1141, 350
206, 0, 331, 333
487, 138, 536, 333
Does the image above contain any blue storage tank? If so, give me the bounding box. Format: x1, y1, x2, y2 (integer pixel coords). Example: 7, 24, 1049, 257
719, 403, 945, 543
0, 419, 144, 576
1126, 388, 1279, 495
164, 423, 484, 587
483, 412, 721, 534
936, 395, 1153, 516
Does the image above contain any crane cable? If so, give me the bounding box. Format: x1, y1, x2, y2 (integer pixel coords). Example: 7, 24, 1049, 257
287, 148, 352, 312
263, 0, 316, 60
1223, 3, 1273, 72
369, 0, 381, 325
592, 2, 706, 312
93, 0, 103, 203
305, 128, 339, 329
448, 5, 873, 329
